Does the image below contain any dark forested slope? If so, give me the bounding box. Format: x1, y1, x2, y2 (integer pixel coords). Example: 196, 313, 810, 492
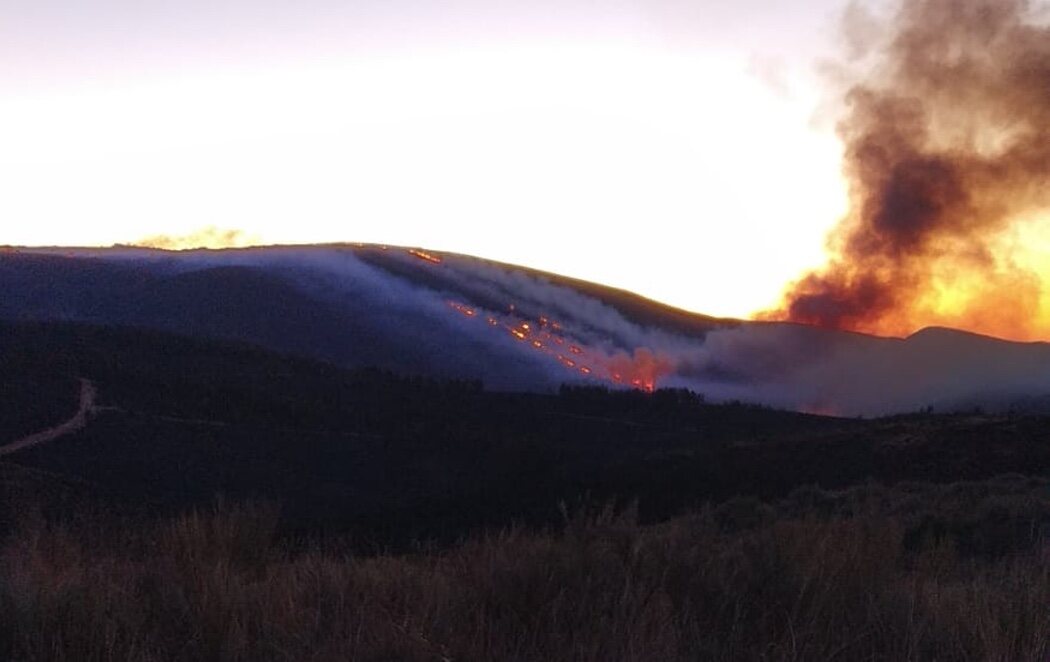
3, 321, 1050, 548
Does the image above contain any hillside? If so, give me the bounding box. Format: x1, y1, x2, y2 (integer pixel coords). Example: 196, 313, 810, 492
4, 322, 1050, 659
3, 245, 1050, 416
3, 320, 1050, 548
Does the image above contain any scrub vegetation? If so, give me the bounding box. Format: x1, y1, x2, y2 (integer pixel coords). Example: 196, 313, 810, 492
4, 479, 1050, 661
3, 321, 1050, 660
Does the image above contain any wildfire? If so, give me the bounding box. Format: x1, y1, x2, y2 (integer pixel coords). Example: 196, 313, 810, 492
408, 248, 443, 264
445, 299, 672, 392
760, 0, 1050, 342
448, 301, 477, 318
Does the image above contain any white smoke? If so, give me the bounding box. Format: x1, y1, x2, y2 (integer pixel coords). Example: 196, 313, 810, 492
10, 244, 1050, 416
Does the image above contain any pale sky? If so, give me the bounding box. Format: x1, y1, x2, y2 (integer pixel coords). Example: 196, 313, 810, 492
0, 0, 875, 318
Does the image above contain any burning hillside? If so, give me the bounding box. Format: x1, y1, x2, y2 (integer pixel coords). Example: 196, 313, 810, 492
446, 298, 672, 391
4, 243, 1050, 415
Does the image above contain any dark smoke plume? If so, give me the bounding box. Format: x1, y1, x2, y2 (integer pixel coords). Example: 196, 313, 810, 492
768, 0, 1050, 340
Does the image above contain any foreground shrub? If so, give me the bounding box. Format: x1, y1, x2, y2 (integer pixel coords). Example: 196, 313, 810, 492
3, 481, 1050, 661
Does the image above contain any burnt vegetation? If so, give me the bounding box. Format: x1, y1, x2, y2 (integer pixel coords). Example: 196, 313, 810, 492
3, 320, 1050, 659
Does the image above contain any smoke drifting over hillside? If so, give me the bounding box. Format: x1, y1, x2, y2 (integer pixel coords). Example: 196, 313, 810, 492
4, 244, 1050, 416
767, 0, 1050, 341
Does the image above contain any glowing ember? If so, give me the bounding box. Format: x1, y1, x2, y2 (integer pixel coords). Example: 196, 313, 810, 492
440, 300, 674, 391
408, 248, 442, 264
448, 301, 477, 317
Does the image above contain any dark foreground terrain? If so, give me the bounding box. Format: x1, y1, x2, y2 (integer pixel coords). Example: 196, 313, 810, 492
3, 321, 1050, 660
5, 479, 1050, 661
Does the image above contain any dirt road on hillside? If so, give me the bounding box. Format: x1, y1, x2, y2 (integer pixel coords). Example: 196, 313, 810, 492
0, 379, 97, 457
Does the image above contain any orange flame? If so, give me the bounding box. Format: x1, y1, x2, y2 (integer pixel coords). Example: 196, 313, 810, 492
408, 248, 443, 264
448, 301, 477, 318
445, 299, 674, 391
761, 0, 1050, 342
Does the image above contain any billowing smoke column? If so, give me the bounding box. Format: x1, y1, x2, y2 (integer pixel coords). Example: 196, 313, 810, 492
768, 0, 1050, 341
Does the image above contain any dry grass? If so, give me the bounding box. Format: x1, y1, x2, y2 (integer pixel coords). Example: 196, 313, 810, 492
3, 484, 1050, 661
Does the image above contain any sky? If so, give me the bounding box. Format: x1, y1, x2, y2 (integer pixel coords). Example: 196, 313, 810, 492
0, 0, 877, 319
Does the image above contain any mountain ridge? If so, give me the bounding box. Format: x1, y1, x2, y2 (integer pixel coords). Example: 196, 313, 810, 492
2, 243, 1048, 415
